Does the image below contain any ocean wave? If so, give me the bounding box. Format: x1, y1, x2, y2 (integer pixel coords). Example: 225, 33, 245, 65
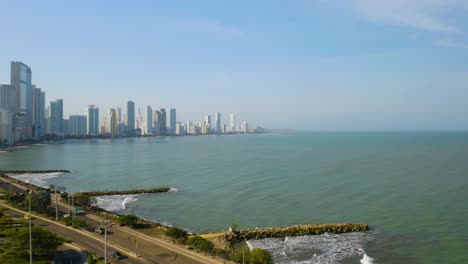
360, 253, 374, 264
93, 194, 140, 212
8, 172, 64, 188
169, 187, 179, 192
247, 232, 375, 264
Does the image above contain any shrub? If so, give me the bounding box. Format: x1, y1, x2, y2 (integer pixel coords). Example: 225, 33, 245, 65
117, 214, 139, 227
164, 226, 188, 239
185, 236, 214, 253
73, 219, 86, 228
229, 247, 250, 263
63, 216, 73, 226
249, 248, 272, 264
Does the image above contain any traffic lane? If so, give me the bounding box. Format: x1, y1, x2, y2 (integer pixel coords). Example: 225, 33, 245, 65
4, 209, 141, 264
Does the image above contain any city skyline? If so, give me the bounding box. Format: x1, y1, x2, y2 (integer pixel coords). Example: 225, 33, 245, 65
0, 1, 467, 131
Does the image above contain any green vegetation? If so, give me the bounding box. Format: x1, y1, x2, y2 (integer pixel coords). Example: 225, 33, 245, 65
74, 193, 92, 207
0, 209, 63, 263
117, 214, 139, 227
164, 226, 188, 240
30, 190, 51, 213
87, 252, 106, 264
185, 236, 214, 253
229, 247, 272, 264
63, 216, 86, 228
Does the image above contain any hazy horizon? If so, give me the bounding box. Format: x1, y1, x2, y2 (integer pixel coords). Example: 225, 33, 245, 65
1, 0, 467, 130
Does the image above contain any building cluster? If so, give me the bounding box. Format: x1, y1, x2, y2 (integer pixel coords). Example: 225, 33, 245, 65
0, 61, 264, 145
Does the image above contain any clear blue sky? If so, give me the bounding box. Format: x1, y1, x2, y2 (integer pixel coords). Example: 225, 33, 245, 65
1, 0, 467, 130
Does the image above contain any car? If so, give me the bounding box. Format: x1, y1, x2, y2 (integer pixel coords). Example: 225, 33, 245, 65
63, 213, 70, 218
94, 227, 104, 234
111, 251, 123, 260
24, 214, 33, 220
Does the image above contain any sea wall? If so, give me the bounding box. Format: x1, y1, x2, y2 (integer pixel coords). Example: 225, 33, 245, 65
81, 187, 171, 196
218, 223, 369, 248
0, 169, 71, 173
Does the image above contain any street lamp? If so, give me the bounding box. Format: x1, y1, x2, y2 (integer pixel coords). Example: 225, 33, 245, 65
26, 188, 32, 264
101, 220, 112, 263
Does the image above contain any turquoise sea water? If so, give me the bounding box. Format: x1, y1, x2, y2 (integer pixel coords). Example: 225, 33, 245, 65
1, 132, 467, 263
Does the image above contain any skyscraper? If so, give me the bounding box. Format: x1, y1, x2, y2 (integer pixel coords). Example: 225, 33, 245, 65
153, 110, 160, 135
11, 61, 33, 140
205, 115, 211, 132
87, 105, 99, 135
146, 106, 153, 135
50, 99, 63, 136
230, 113, 236, 132
0, 110, 13, 144
32, 85, 45, 138
126, 100, 135, 131
0, 84, 15, 143
215, 112, 221, 134
159, 108, 167, 136
109, 108, 118, 135
169, 108, 176, 135
69, 115, 87, 136
0, 84, 16, 114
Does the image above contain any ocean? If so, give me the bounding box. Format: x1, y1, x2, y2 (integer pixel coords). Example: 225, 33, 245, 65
1, 132, 467, 263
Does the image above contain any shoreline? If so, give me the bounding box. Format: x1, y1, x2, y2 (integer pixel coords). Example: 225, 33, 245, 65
0, 131, 269, 150
1, 171, 370, 245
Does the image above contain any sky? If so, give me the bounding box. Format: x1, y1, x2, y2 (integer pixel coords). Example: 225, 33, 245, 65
0, 0, 467, 130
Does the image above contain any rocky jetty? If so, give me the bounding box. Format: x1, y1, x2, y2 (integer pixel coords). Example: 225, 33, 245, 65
81, 187, 171, 196
0, 169, 71, 173
218, 223, 369, 248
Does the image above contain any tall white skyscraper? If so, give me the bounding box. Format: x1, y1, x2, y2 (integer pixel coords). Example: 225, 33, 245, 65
230, 113, 236, 132
170, 108, 176, 135
50, 99, 63, 136
146, 106, 153, 135
126, 100, 135, 131
87, 105, 99, 135
215, 112, 221, 134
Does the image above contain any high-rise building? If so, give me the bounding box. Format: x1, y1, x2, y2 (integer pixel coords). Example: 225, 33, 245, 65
241, 121, 249, 133
126, 100, 135, 131
175, 122, 184, 136
11, 62, 33, 140
0, 110, 13, 144
87, 105, 99, 135
146, 106, 153, 135
63, 118, 70, 136
169, 108, 176, 135
205, 115, 211, 132
0, 84, 15, 144
50, 99, 63, 136
109, 108, 118, 135
69, 115, 87, 136
0, 84, 16, 114
45, 106, 51, 135
153, 110, 160, 135
215, 112, 221, 134
32, 85, 45, 138
116, 107, 122, 124
221, 124, 226, 134
230, 113, 236, 132
159, 108, 167, 136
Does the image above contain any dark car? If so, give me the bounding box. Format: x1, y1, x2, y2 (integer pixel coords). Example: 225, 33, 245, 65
111, 251, 123, 260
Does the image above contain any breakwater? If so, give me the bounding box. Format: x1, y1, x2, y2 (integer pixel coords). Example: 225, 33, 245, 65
81, 187, 171, 196
217, 223, 369, 248
0, 169, 71, 174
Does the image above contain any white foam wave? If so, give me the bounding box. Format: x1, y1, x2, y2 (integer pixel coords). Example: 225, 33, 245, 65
361, 253, 375, 264
169, 187, 178, 192
8, 172, 64, 188
247, 232, 375, 264
93, 194, 139, 212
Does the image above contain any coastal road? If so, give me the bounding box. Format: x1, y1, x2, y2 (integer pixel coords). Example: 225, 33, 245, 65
0, 176, 229, 264
0, 202, 139, 264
